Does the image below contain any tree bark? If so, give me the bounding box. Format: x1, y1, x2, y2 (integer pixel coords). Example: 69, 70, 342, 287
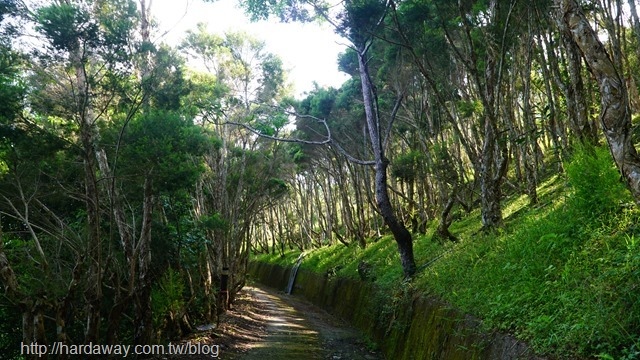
451, 0, 509, 230
629, 0, 640, 62
357, 45, 416, 277
80, 123, 102, 344
535, 31, 565, 166
558, 0, 640, 200
437, 190, 458, 242
134, 176, 154, 345
521, 25, 539, 205
67, 25, 103, 344
557, 20, 597, 142
0, 232, 19, 298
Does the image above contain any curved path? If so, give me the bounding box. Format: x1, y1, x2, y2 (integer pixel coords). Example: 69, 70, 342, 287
231, 285, 382, 360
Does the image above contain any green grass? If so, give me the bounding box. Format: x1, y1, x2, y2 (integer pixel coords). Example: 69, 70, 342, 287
252, 146, 640, 359
253, 249, 301, 267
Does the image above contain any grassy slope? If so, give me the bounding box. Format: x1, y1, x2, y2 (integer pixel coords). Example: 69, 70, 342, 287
253, 147, 640, 359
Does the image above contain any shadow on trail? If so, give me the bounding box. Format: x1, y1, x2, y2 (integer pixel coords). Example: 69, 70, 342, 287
158, 285, 382, 359
238, 286, 323, 359
236, 285, 382, 360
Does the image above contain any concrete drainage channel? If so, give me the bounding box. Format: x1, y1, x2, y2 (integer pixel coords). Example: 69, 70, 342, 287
248, 261, 546, 360
285, 253, 305, 295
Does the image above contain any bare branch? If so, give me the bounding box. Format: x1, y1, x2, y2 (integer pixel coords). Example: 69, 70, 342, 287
224, 120, 332, 145
223, 112, 375, 165
383, 93, 403, 149
330, 141, 376, 166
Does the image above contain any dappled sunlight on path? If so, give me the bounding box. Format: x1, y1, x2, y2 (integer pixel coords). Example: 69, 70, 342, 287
236, 285, 383, 360
238, 286, 325, 359
157, 285, 382, 359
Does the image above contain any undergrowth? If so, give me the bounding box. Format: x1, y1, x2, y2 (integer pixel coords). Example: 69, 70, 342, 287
252, 146, 640, 359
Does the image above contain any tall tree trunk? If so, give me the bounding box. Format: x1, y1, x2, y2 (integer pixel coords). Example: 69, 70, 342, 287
561, 28, 596, 142
478, 44, 507, 229
80, 113, 102, 345
134, 176, 154, 345
479, 111, 506, 228
437, 189, 458, 242
68, 25, 102, 344
535, 31, 565, 167
454, 0, 509, 229
558, 0, 640, 200
357, 45, 416, 277
0, 229, 19, 298
628, 0, 640, 64
522, 23, 539, 205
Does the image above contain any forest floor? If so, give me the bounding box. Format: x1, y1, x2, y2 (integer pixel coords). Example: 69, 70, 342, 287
158, 285, 383, 360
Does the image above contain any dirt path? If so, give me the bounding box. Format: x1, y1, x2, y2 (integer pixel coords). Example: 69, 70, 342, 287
233, 286, 325, 359
163, 285, 383, 359
241, 285, 384, 360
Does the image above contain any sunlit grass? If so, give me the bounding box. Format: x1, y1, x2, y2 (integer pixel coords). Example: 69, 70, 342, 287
252, 147, 640, 359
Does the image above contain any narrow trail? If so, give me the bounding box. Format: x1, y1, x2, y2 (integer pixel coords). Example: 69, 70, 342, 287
232, 285, 383, 360
163, 284, 383, 359
235, 286, 325, 359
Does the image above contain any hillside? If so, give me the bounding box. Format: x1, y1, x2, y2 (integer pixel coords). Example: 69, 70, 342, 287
253, 146, 640, 359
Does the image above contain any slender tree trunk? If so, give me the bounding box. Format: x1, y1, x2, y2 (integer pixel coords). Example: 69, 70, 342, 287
357, 44, 416, 277
535, 31, 564, 167
80, 123, 102, 344
437, 189, 458, 242
628, 0, 640, 66
0, 230, 19, 298
479, 112, 506, 228
68, 27, 103, 344
558, 0, 640, 200
134, 176, 154, 345
542, 32, 572, 150
453, 0, 509, 229
522, 26, 539, 205
478, 47, 507, 228
565, 33, 596, 142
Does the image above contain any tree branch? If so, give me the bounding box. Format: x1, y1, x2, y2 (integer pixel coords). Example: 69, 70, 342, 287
383, 93, 403, 149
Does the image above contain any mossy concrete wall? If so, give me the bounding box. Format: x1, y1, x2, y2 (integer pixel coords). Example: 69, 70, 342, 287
248, 261, 545, 360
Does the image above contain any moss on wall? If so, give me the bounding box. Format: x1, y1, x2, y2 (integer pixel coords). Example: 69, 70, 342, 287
247, 261, 543, 360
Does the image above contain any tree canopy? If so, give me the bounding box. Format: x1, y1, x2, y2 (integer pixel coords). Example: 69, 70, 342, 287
2, 0, 640, 358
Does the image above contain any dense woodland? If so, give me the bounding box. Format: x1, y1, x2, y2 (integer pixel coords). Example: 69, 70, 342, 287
1, 0, 640, 358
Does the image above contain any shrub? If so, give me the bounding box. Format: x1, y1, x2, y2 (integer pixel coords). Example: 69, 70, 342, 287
565, 145, 629, 220
151, 267, 187, 339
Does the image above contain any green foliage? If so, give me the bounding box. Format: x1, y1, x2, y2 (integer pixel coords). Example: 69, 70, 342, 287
337, 0, 387, 45
299, 87, 337, 119
456, 100, 484, 119
0, 0, 18, 22
391, 151, 425, 183
258, 53, 286, 101
116, 110, 207, 194
35, 0, 137, 60
253, 249, 301, 267
94, 0, 137, 50
199, 212, 229, 232
416, 152, 638, 358
265, 177, 289, 198
238, 0, 313, 23
337, 49, 359, 76
253, 150, 640, 359
0, 299, 22, 359
565, 145, 629, 219
0, 47, 24, 124
396, 0, 455, 78
145, 46, 191, 111
36, 3, 98, 52
151, 267, 186, 329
